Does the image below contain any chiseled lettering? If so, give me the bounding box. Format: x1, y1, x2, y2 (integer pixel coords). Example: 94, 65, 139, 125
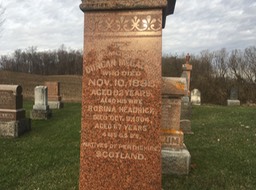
90, 89, 124, 96
88, 79, 110, 87
93, 114, 124, 122
85, 59, 117, 74
88, 105, 116, 113
100, 97, 128, 104
161, 136, 181, 145
96, 151, 145, 160
123, 125, 147, 132
0, 113, 15, 119
119, 106, 155, 114
124, 90, 152, 97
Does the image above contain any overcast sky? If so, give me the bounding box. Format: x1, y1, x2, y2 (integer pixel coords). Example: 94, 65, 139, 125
0, 0, 255, 56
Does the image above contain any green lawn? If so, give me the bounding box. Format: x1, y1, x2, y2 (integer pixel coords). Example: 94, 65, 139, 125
0, 102, 81, 190
163, 105, 256, 190
1, 103, 256, 189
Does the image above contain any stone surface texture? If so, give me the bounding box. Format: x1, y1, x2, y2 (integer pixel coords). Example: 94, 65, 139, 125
31, 86, 51, 120
44, 82, 61, 101
180, 119, 193, 134
227, 87, 240, 106
162, 148, 191, 175
80, 0, 176, 28
0, 119, 31, 138
191, 88, 201, 105
30, 109, 52, 120
0, 84, 30, 138
161, 77, 191, 175
180, 55, 193, 134
180, 96, 191, 119
45, 81, 63, 109
162, 77, 187, 97
227, 100, 241, 106
33, 86, 49, 110
78, 1, 176, 188
161, 98, 181, 130
48, 101, 63, 109
161, 129, 184, 150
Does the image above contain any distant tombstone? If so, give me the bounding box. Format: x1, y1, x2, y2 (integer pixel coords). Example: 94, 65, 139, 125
161, 77, 191, 175
180, 95, 193, 134
191, 89, 201, 105
44, 81, 63, 109
181, 53, 192, 96
79, 1, 176, 189
180, 54, 193, 134
227, 87, 240, 106
30, 86, 51, 120
0, 85, 31, 137
230, 87, 238, 100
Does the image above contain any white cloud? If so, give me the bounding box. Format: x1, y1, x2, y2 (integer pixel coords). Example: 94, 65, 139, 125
0, 0, 255, 56
163, 0, 256, 55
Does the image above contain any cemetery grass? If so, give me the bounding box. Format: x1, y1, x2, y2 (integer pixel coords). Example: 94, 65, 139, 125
0, 101, 81, 190
0, 103, 256, 189
163, 105, 256, 190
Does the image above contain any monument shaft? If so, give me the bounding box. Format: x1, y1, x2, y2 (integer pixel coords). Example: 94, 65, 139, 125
80, 8, 163, 190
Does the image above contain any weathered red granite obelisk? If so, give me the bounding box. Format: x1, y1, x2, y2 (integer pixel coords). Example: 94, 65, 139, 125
79, 1, 176, 189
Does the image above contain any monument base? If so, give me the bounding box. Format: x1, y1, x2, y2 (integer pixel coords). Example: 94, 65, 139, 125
48, 101, 64, 109
180, 119, 193, 134
30, 109, 52, 120
0, 118, 31, 138
227, 100, 240, 106
161, 146, 191, 175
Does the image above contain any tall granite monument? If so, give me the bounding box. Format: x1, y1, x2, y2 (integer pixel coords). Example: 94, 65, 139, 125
79, 0, 176, 189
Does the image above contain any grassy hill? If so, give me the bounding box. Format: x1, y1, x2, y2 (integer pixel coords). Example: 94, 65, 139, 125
0, 70, 82, 102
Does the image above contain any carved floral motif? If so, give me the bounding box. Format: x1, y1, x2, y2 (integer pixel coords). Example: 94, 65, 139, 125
85, 15, 162, 33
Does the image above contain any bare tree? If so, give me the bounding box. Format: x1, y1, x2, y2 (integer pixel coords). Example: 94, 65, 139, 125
244, 46, 256, 83
212, 48, 229, 79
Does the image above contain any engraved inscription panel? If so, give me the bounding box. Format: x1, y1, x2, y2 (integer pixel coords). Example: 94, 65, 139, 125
0, 110, 25, 121
80, 10, 162, 190
0, 91, 22, 109
161, 129, 184, 149
0, 91, 13, 106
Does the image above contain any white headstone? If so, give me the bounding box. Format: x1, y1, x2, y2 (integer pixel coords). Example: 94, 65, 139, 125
33, 86, 49, 110
191, 89, 201, 105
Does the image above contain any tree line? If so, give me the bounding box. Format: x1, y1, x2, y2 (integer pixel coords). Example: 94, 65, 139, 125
1, 45, 255, 104
163, 46, 256, 105
0, 45, 83, 75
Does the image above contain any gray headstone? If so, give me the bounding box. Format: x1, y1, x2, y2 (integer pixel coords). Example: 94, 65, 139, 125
230, 87, 238, 100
